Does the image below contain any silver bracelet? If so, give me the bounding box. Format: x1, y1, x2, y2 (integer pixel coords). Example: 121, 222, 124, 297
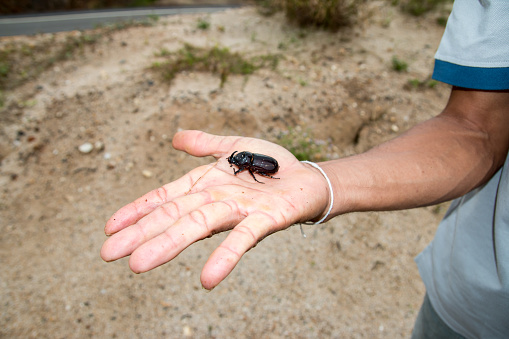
300, 161, 335, 235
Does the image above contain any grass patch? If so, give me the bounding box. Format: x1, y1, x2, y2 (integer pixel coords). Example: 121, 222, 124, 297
391, 56, 408, 72
436, 16, 448, 26
256, 0, 363, 31
286, 0, 362, 31
256, 0, 285, 16
285, 0, 361, 30
277, 126, 327, 161
196, 18, 211, 30
152, 44, 282, 87
405, 77, 438, 90
392, 0, 453, 16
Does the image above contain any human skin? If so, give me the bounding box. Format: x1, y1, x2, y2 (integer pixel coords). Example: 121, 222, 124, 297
100, 87, 509, 290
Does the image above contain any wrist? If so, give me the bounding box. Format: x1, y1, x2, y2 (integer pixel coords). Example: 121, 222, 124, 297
319, 160, 355, 216
301, 161, 334, 224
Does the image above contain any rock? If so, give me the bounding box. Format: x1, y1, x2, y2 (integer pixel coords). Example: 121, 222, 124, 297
78, 142, 93, 154
94, 141, 105, 152
142, 170, 153, 178
182, 325, 193, 337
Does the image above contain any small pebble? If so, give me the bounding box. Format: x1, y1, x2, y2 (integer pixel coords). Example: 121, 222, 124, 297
94, 141, 105, 152
183, 326, 193, 337
78, 142, 93, 154
142, 170, 153, 178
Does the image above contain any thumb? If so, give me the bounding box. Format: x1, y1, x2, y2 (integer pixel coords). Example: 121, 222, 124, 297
172, 130, 239, 158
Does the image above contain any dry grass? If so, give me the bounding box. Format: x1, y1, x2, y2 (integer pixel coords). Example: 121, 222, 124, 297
151, 44, 281, 87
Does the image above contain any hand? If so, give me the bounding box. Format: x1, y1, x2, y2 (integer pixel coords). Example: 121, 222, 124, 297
100, 130, 330, 290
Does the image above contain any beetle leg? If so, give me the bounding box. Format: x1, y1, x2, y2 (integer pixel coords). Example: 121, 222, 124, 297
256, 172, 280, 180
248, 169, 265, 184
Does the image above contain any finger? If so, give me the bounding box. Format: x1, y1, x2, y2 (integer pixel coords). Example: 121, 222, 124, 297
104, 164, 213, 236
172, 130, 240, 158
128, 200, 244, 273
100, 190, 214, 262
200, 212, 279, 290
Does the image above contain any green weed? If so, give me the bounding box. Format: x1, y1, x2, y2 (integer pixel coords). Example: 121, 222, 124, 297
277, 126, 327, 161
197, 18, 210, 30
255, 0, 285, 16
391, 56, 408, 72
256, 0, 362, 31
392, 0, 453, 16
0, 60, 9, 78
436, 16, 448, 26
405, 77, 438, 90
285, 0, 361, 31
152, 44, 282, 87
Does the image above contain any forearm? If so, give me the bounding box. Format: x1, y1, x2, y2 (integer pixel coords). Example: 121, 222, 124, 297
320, 89, 509, 217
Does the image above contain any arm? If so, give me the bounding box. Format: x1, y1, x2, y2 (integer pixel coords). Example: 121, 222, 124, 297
320, 87, 509, 218
101, 87, 509, 290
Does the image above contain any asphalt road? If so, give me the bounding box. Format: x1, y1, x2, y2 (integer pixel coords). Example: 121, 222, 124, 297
0, 6, 237, 37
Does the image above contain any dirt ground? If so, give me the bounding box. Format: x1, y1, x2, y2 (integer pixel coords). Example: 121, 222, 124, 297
1, 3, 452, 338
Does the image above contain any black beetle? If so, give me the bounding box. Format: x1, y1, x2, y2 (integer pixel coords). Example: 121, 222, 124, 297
227, 151, 280, 184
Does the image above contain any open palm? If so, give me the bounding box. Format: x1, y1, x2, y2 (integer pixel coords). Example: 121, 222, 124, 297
100, 130, 329, 289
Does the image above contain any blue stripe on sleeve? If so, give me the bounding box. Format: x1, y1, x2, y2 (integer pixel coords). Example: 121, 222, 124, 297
432, 60, 509, 90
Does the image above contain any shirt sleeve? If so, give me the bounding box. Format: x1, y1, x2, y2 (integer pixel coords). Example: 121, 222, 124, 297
432, 0, 509, 90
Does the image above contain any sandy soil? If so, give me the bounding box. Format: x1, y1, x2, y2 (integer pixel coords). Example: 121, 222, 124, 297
1, 3, 452, 338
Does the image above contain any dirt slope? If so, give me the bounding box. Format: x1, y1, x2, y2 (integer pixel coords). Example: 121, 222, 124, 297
1, 3, 451, 338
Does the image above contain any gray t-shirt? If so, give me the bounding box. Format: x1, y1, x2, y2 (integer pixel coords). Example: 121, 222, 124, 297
416, 0, 509, 337
416, 156, 509, 338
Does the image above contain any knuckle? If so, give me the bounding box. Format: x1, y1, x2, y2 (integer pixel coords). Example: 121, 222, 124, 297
159, 201, 181, 220
219, 243, 241, 259
162, 228, 180, 249
189, 209, 210, 234
154, 186, 169, 204
233, 225, 257, 242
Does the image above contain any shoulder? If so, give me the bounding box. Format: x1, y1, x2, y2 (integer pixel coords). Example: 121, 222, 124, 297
433, 0, 509, 90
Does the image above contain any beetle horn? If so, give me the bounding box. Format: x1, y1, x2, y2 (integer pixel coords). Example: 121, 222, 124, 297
227, 151, 237, 165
